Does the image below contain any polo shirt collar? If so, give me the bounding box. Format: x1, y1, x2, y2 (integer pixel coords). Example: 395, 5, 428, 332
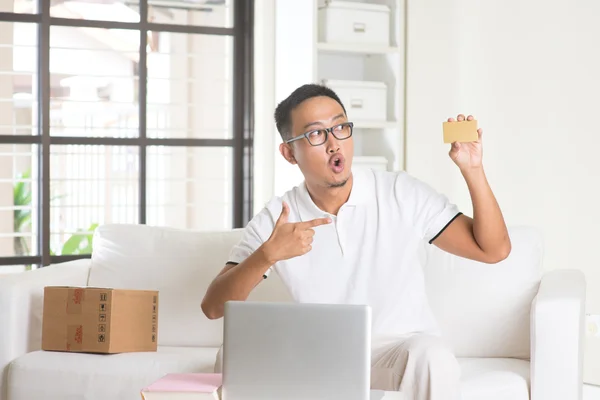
295, 169, 367, 221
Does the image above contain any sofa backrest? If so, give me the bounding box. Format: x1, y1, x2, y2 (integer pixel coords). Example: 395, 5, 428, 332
422, 226, 543, 359
87, 224, 292, 348
88, 224, 543, 358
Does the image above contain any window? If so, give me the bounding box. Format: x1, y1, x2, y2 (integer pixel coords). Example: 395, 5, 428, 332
0, 0, 254, 271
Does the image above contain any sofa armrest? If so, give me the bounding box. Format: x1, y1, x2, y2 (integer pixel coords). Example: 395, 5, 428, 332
530, 269, 586, 400
0, 260, 90, 400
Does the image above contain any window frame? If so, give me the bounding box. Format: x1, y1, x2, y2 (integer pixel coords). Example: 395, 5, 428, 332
0, 0, 254, 267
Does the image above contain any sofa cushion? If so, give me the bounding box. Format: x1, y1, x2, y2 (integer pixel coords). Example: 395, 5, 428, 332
7, 346, 219, 400
87, 224, 293, 348
423, 226, 543, 359
458, 358, 530, 400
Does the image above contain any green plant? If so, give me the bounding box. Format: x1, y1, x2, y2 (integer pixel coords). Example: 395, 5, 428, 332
51, 223, 99, 256
13, 168, 99, 258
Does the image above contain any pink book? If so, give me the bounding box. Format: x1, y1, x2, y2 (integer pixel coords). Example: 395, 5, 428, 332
141, 373, 222, 399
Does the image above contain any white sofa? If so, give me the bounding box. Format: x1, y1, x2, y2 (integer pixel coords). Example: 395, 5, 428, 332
0, 223, 586, 400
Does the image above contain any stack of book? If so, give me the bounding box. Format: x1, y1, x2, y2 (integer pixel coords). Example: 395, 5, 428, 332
141, 373, 222, 399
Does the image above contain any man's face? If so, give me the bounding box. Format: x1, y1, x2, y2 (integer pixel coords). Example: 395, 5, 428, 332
280, 96, 354, 189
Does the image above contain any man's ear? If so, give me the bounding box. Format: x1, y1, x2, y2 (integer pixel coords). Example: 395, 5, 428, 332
279, 142, 297, 165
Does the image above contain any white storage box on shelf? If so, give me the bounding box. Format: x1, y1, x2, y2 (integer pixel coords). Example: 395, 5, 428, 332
322, 79, 387, 122
352, 156, 388, 171
318, 1, 390, 46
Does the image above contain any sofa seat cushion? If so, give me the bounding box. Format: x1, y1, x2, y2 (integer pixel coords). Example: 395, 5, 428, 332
458, 358, 530, 400
7, 346, 219, 400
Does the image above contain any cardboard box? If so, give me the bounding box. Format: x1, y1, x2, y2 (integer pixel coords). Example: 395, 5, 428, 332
42, 286, 158, 354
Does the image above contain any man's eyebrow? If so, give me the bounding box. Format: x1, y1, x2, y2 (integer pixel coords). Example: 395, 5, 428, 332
302, 113, 346, 131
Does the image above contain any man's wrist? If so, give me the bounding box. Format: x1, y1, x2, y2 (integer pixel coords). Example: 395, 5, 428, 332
460, 165, 486, 182
257, 242, 278, 266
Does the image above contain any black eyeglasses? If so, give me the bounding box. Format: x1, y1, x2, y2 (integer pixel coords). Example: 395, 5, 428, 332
285, 122, 354, 146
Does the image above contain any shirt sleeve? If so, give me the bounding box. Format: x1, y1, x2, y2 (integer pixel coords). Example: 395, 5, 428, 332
395, 173, 462, 244
226, 206, 276, 277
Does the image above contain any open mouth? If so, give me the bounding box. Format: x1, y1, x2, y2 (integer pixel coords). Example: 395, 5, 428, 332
329, 154, 345, 174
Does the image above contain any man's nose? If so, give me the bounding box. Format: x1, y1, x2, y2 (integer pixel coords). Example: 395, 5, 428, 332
326, 132, 340, 153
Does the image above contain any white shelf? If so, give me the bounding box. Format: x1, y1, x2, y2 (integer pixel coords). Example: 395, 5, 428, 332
353, 156, 389, 171
317, 42, 401, 55
353, 120, 401, 129
313, 0, 405, 172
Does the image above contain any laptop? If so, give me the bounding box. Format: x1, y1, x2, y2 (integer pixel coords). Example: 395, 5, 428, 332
221, 301, 382, 400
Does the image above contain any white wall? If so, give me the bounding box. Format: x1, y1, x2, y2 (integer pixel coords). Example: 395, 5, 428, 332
272, 0, 316, 196
405, 0, 600, 384
584, 384, 600, 399
253, 0, 276, 215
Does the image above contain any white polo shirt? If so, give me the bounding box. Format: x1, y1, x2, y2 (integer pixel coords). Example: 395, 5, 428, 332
227, 168, 461, 349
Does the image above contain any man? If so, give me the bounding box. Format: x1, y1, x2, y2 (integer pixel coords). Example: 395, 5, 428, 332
201, 84, 511, 399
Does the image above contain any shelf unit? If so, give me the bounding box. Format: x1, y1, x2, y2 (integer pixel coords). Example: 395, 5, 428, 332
352, 120, 401, 129
316, 42, 402, 55
313, 0, 406, 172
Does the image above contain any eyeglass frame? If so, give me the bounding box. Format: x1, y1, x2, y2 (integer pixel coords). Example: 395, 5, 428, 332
284, 122, 354, 146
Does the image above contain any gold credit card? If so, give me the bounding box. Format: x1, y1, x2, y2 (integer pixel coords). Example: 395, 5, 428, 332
443, 120, 478, 143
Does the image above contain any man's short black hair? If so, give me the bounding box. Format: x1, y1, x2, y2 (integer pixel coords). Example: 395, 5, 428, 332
274, 83, 346, 141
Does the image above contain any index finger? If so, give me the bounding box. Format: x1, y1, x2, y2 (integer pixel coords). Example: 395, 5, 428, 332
297, 217, 332, 229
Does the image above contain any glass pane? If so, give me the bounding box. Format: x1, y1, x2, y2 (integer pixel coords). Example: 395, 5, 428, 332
1, 0, 36, 13
49, 26, 139, 138
50, 145, 139, 255
50, 1, 140, 22
147, 146, 232, 230
0, 144, 38, 257
148, 0, 233, 28
147, 33, 233, 139
0, 22, 38, 136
